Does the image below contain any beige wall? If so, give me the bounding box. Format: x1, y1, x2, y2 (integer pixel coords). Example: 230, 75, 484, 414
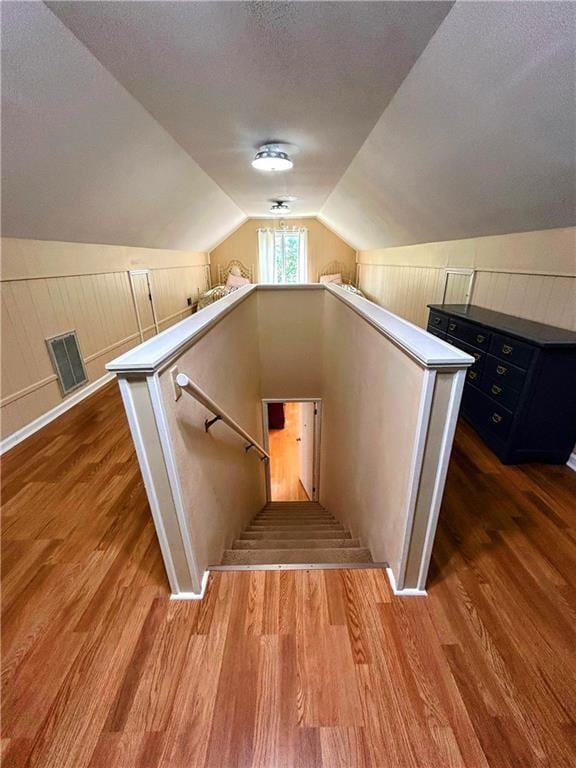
320, 292, 424, 573
154, 287, 323, 577
257, 289, 324, 399
209, 217, 356, 285
158, 294, 266, 574
1, 238, 210, 441
357, 227, 576, 331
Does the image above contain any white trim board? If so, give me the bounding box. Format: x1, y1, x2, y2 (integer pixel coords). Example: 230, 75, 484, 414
386, 567, 427, 597
170, 570, 210, 600
147, 374, 203, 591
117, 376, 181, 595
108, 284, 474, 376
0, 372, 115, 455
567, 452, 576, 472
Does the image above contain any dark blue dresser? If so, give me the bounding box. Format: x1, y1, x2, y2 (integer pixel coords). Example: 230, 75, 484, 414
427, 304, 576, 465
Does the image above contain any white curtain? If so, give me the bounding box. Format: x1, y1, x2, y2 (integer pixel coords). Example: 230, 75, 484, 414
297, 227, 308, 283
258, 228, 276, 283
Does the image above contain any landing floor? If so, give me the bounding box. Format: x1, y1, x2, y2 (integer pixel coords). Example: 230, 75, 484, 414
269, 401, 309, 501
2, 383, 575, 767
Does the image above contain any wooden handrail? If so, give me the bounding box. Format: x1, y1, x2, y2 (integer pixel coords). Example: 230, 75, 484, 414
175, 373, 270, 461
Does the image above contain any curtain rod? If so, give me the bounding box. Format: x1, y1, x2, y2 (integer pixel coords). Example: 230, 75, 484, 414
257, 226, 308, 232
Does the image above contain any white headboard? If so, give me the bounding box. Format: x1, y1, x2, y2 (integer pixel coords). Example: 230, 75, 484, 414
217, 259, 254, 285
318, 260, 356, 286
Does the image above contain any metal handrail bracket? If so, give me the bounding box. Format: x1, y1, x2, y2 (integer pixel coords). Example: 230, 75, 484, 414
176, 373, 270, 462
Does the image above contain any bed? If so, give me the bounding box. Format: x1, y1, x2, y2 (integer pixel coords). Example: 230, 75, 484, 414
318, 260, 364, 297
197, 260, 254, 310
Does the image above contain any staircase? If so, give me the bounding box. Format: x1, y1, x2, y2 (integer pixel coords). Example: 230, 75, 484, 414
220, 501, 373, 567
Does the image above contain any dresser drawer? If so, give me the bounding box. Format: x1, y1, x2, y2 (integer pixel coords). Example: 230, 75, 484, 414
447, 335, 485, 369
480, 377, 522, 412
489, 333, 534, 369
462, 386, 513, 440
484, 354, 526, 390
446, 317, 491, 350
428, 311, 448, 333
466, 367, 481, 386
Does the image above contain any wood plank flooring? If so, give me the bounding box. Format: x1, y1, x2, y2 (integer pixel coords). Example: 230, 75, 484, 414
2, 383, 576, 767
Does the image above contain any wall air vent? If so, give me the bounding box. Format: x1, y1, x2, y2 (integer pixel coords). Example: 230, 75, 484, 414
46, 331, 88, 396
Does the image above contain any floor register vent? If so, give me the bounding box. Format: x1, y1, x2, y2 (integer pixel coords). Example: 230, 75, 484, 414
46, 331, 88, 396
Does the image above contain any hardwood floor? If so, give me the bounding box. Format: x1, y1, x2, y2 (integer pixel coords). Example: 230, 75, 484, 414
269, 402, 309, 501
2, 384, 576, 767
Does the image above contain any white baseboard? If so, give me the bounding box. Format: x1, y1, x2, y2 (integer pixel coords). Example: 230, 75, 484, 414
0, 372, 116, 455
567, 452, 576, 473
170, 570, 209, 600
386, 567, 427, 597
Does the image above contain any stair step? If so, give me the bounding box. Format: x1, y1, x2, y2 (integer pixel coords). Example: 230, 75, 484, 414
263, 502, 324, 507
262, 506, 326, 512
221, 548, 373, 566
256, 508, 333, 515
254, 515, 336, 523
233, 538, 361, 550
240, 529, 352, 540
249, 520, 343, 531
257, 508, 331, 514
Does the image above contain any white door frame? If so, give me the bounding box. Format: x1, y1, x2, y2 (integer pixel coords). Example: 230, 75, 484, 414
441, 267, 476, 306
128, 269, 160, 341
261, 398, 322, 503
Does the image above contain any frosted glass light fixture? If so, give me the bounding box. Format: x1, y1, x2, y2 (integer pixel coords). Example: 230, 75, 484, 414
252, 144, 293, 172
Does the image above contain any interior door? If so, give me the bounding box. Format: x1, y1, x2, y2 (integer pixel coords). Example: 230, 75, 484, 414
129, 270, 158, 341
299, 402, 316, 500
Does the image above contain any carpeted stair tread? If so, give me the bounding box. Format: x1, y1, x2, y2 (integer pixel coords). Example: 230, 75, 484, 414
233, 538, 361, 550
221, 547, 373, 565
239, 529, 352, 540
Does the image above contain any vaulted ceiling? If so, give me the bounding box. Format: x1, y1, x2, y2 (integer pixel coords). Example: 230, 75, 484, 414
2, 1, 575, 253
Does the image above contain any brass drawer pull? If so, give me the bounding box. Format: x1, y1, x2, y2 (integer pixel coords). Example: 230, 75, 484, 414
473, 352, 481, 361
491, 384, 502, 395
449, 322, 456, 331
502, 344, 513, 355
496, 365, 507, 375
491, 413, 502, 424
469, 371, 477, 380
476, 334, 486, 343
433, 317, 441, 325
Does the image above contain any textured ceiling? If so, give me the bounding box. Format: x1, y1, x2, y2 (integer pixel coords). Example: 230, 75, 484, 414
1, 1, 245, 251
46, 0, 453, 218
320, 1, 576, 250
2, 1, 575, 254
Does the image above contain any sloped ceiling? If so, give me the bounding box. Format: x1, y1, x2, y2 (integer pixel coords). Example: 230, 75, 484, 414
320, 1, 576, 251
2, 2, 575, 253
1, 1, 245, 252
45, 0, 452, 219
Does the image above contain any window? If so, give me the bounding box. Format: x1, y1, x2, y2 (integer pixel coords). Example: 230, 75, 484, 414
258, 227, 308, 283
274, 230, 303, 284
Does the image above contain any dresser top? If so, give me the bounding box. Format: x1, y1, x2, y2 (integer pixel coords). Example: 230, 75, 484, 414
428, 304, 576, 347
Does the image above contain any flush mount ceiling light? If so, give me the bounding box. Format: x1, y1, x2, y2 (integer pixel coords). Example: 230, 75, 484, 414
252, 144, 294, 172
269, 201, 290, 215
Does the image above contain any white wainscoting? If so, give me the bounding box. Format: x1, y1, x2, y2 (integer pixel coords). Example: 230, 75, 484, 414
1, 263, 210, 443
